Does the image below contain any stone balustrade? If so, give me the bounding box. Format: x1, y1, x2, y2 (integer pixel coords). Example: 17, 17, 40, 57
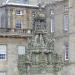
0, 28, 33, 38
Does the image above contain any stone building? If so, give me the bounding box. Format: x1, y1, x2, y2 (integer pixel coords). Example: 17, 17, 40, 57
46, 0, 75, 75
0, 1, 39, 75
0, 0, 75, 75
0, 0, 63, 75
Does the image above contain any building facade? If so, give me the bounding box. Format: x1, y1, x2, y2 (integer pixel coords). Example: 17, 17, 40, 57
0, 0, 75, 75
0, 2, 38, 75
46, 0, 75, 75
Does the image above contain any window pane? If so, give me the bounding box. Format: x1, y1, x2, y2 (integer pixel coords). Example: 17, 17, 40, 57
51, 18, 55, 33
50, 10, 54, 15
0, 45, 6, 53
18, 46, 25, 55
64, 15, 69, 31
0, 72, 6, 75
64, 43, 69, 60
16, 10, 22, 15
0, 45, 6, 60
64, 5, 69, 12
16, 20, 21, 28
0, 54, 6, 59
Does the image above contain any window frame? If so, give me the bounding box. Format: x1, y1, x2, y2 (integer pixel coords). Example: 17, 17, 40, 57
16, 10, 23, 16
64, 43, 69, 60
50, 9, 54, 15
64, 5, 69, 13
0, 71, 7, 75
0, 44, 7, 61
16, 20, 22, 28
63, 14, 69, 32
50, 17, 55, 33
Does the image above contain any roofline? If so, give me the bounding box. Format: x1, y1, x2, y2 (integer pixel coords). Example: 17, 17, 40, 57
0, 3, 40, 8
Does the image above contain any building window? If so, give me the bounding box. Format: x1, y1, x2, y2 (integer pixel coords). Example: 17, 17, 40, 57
27, 30, 31, 34
0, 45, 6, 60
16, 20, 22, 28
18, 46, 25, 55
0, 72, 6, 75
64, 15, 69, 31
1, 15, 5, 28
64, 5, 69, 12
64, 43, 69, 60
16, 10, 22, 15
51, 18, 55, 33
50, 10, 54, 15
